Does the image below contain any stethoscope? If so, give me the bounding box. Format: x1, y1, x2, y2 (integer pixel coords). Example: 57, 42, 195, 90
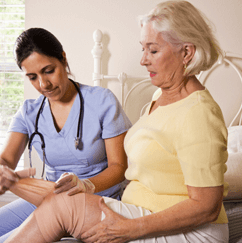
28, 79, 84, 179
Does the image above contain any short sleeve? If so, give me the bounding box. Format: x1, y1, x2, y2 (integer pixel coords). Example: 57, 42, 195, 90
98, 89, 132, 139
175, 103, 228, 187
7, 102, 28, 134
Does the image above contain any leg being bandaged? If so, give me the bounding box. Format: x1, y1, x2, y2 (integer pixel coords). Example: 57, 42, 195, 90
10, 178, 55, 207
9, 168, 55, 207
9, 170, 93, 242
33, 192, 86, 242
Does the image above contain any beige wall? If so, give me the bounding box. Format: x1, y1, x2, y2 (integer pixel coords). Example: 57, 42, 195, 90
24, 0, 242, 173
24, 0, 242, 118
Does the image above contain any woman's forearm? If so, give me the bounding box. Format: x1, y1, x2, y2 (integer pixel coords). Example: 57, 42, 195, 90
0, 132, 28, 170
130, 195, 222, 240
90, 132, 127, 193
0, 156, 18, 170
0, 157, 9, 166
89, 163, 127, 193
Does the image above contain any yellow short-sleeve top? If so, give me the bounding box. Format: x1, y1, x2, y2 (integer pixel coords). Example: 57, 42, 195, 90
122, 89, 228, 224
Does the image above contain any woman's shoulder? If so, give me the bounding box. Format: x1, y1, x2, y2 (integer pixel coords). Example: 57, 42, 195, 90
183, 89, 226, 125
80, 83, 113, 95
11, 95, 45, 123
80, 84, 117, 101
190, 89, 223, 113
21, 95, 45, 113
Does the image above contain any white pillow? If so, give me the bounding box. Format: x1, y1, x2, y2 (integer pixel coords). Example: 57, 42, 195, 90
224, 152, 242, 201
224, 126, 242, 201
227, 126, 242, 153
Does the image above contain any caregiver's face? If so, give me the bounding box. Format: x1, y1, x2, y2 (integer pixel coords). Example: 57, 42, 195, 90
21, 52, 69, 102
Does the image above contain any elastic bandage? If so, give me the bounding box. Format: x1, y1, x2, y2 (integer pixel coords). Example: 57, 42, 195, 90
34, 192, 86, 242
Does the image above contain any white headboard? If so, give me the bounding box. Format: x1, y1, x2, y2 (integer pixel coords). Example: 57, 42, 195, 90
91, 29, 242, 127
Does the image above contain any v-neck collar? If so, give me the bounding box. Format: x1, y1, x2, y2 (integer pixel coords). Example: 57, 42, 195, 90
146, 89, 208, 117
43, 89, 81, 138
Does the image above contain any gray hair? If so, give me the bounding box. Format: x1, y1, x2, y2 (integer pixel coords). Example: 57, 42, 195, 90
139, 1, 223, 76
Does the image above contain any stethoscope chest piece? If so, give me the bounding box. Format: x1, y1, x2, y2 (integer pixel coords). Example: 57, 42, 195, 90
75, 137, 83, 150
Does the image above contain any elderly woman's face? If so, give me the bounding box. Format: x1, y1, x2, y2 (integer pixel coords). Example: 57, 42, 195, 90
140, 22, 184, 88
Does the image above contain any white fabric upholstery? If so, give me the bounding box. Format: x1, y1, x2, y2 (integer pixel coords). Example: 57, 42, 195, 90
224, 126, 242, 201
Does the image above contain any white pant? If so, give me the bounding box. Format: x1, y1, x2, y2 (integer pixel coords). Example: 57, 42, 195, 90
102, 197, 229, 243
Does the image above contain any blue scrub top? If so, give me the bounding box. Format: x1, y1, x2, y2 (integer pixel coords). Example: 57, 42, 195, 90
8, 83, 132, 199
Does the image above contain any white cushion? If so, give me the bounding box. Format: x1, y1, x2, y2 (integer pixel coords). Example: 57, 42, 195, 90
224, 152, 242, 201
227, 126, 242, 153
224, 126, 242, 201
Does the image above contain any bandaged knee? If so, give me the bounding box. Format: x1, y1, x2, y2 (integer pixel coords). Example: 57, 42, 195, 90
34, 192, 86, 242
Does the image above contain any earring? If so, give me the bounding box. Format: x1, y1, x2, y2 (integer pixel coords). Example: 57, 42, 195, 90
184, 63, 187, 69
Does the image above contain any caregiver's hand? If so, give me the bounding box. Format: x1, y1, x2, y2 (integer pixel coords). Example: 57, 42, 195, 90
81, 198, 137, 243
0, 165, 19, 195
54, 172, 95, 196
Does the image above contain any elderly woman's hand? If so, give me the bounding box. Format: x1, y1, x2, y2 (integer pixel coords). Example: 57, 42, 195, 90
81, 198, 137, 243
0, 165, 19, 195
54, 172, 95, 196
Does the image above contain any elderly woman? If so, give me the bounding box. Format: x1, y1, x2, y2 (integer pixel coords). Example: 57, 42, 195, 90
5, 1, 229, 243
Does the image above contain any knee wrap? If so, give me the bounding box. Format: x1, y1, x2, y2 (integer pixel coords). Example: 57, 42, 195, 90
34, 192, 86, 242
